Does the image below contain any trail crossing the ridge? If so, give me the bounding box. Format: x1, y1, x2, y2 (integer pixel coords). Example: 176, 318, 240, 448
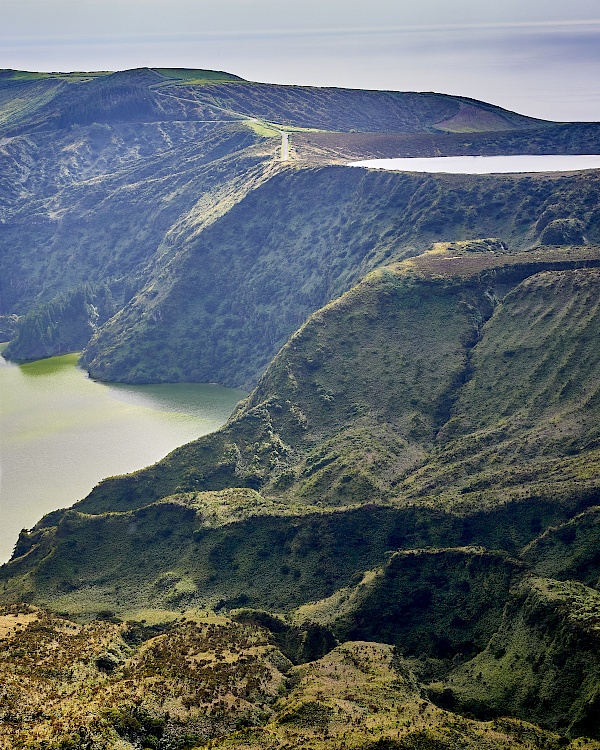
280, 131, 289, 161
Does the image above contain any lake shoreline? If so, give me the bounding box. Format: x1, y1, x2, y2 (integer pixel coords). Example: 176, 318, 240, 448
0, 352, 246, 563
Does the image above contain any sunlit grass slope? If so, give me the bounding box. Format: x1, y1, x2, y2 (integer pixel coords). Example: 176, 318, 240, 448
2, 602, 597, 750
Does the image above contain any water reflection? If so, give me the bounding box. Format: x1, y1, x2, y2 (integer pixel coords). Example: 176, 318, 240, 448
15, 352, 80, 377
105, 381, 247, 419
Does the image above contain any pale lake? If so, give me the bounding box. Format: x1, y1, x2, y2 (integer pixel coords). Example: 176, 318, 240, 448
348, 155, 600, 173
0, 351, 246, 563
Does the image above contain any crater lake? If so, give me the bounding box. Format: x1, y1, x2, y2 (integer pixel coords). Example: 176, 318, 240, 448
0, 351, 246, 563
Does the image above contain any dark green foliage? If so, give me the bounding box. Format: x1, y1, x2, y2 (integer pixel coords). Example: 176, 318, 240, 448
3, 284, 116, 360
335, 549, 520, 660
122, 620, 174, 645
3, 490, 593, 622
95, 650, 121, 672
435, 578, 600, 738
522, 507, 600, 588
55, 72, 163, 128
540, 217, 586, 245
232, 609, 337, 664
278, 699, 334, 727
103, 705, 165, 746
0, 119, 262, 320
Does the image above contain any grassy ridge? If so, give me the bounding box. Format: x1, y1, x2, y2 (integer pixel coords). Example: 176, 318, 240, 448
0, 67, 550, 137
173, 81, 545, 133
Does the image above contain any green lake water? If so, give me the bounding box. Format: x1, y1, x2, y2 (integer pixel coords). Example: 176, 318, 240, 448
0, 351, 246, 563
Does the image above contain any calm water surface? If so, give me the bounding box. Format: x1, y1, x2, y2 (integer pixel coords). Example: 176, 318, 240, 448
348, 155, 600, 173
0, 352, 246, 563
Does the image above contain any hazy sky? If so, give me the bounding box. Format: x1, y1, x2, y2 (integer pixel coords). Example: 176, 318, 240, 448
2, 0, 599, 121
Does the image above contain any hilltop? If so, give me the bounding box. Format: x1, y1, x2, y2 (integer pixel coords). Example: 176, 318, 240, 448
0, 66, 543, 136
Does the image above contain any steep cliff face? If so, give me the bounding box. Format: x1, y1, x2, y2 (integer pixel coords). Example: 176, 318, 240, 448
522, 508, 600, 587
433, 578, 600, 737
81, 167, 600, 387
0, 120, 266, 317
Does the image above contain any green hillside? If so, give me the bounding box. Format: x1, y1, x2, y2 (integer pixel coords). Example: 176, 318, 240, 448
2, 67, 600, 380
79, 167, 600, 388
2, 69, 600, 749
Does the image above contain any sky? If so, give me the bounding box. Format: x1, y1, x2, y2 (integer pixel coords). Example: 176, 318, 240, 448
2, 0, 600, 121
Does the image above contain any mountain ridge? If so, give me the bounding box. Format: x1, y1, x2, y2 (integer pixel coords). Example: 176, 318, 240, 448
0, 66, 549, 136
2, 67, 600, 383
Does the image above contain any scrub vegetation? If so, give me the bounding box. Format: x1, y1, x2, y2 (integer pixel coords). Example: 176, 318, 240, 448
1, 68, 600, 749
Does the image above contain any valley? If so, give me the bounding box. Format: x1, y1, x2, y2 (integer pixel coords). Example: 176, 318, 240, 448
1, 67, 600, 749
